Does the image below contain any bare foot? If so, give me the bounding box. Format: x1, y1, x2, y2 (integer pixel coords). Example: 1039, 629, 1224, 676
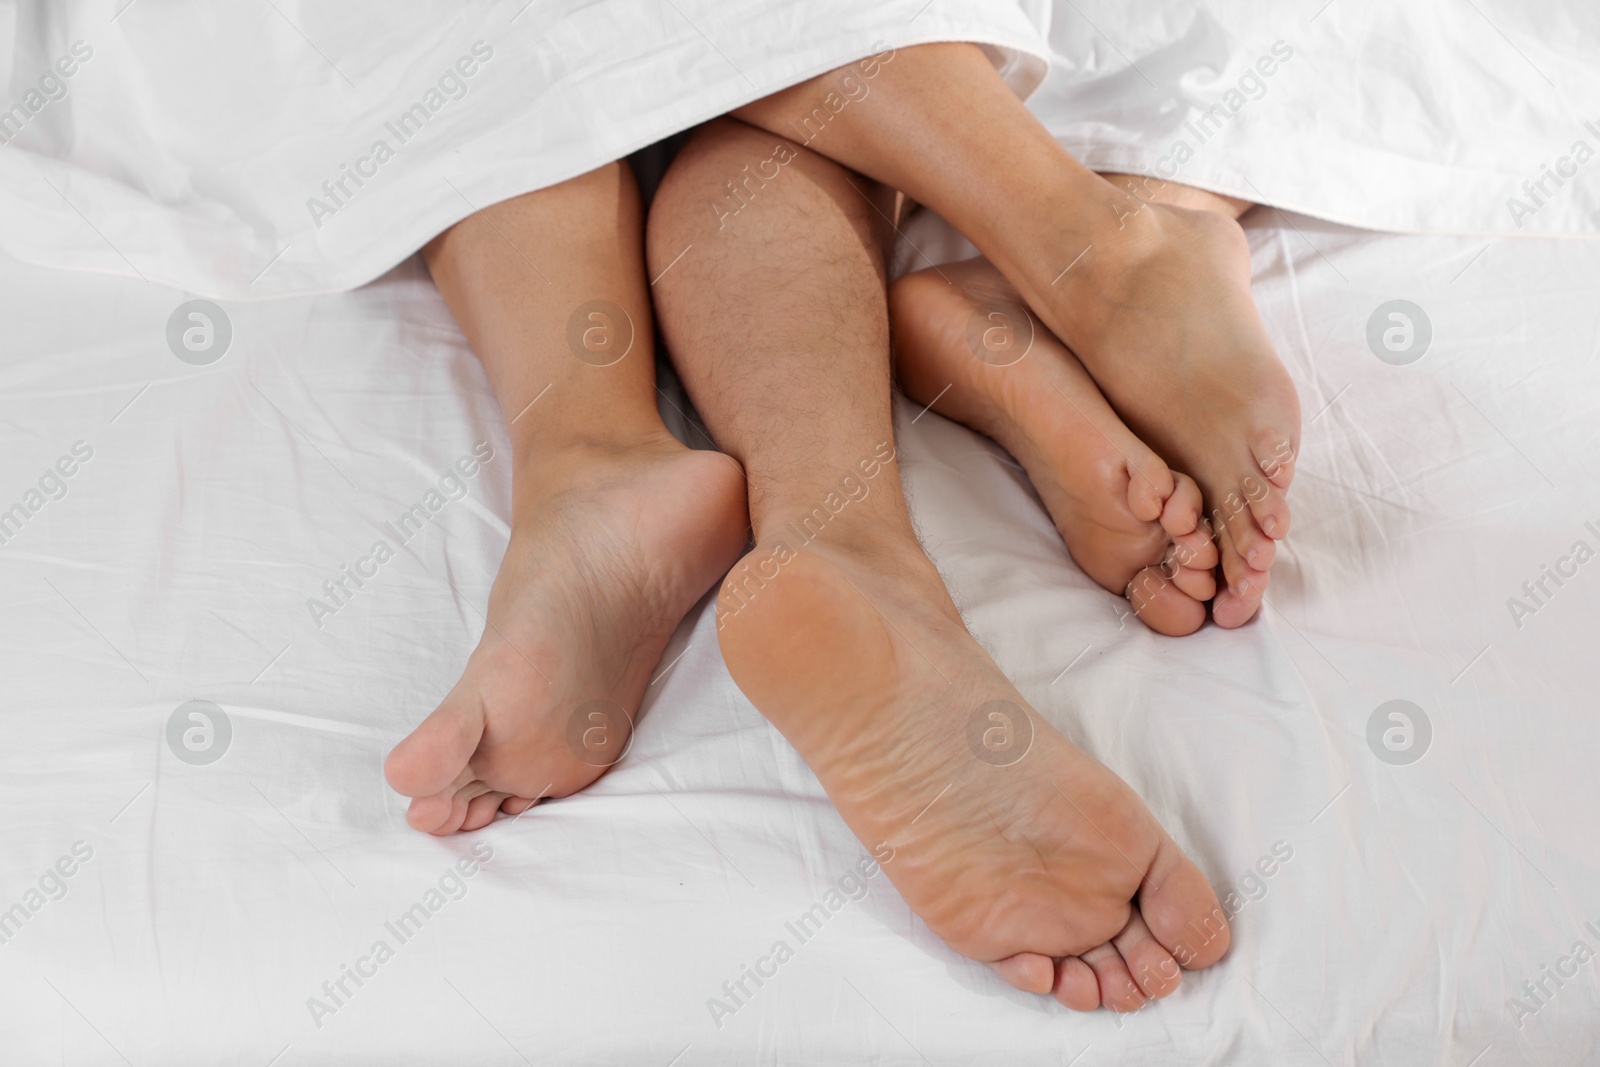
384, 435, 746, 833
891, 257, 1219, 636
1013, 202, 1302, 628
716, 520, 1231, 1010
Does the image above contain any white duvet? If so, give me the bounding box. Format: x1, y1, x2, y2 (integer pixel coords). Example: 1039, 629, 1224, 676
1022, 0, 1600, 237
0, 0, 1045, 297
3, 1, 1597, 304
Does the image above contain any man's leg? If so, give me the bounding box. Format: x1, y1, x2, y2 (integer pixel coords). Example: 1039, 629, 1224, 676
383, 162, 746, 834
736, 44, 1301, 628
648, 118, 1230, 1011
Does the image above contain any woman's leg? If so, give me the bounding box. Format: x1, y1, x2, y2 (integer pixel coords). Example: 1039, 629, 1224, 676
648, 118, 1229, 1011
383, 161, 747, 834
736, 44, 1301, 628
1098, 172, 1255, 218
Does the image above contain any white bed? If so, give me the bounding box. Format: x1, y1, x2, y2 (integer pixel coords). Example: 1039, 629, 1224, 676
2, 197, 1598, 1063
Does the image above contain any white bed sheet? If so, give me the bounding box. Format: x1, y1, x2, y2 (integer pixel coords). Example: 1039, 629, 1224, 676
1, 210, 1598, 1065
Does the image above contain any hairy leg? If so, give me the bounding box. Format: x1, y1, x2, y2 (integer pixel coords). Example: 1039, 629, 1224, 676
736, 44, 1300, 627
648, 118, 1229, 1010
384, 162, 746, 833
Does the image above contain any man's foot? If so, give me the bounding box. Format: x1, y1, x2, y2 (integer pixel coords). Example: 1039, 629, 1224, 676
716, 522, 1231, 1010
1012, 201, 1302, 628
384, 434, 747, 833
891, 257, 1218, 636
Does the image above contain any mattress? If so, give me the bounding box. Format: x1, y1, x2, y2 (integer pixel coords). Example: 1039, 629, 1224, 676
2, 193, 1597, 1063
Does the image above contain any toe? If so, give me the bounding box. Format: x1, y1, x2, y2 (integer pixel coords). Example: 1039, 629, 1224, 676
501, 796, 538, 816
1171, 564, 1216, 602
992, 952, 1056, 994
418, 777, 498, 836
1243, 473, 1291, 542
1170, 522, 1218, 571
1136, 834, 1231, 971
1080, 941, 1146, 1012
1253, 431, 1299, 490
385, 680, 487, 800
409, 788, 472, 835
1213, 521, 1268, 628
1052, 957, 1100, 1011
1212, 577, 1266, 629
403, 763, 476, 834
461, 791, 508, 832
1123, 453, 1176, 525
1112, 909, 1182, 1000
1126, 565, 1206, 637
1155, 472, 1204, 539
405, 789, 458, 834
1213, 489, 1275, 573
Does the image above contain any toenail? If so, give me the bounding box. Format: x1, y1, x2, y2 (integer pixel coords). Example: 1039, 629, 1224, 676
1262, 516, 1280, 538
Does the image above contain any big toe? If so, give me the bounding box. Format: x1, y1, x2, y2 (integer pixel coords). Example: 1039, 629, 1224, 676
1126, 564, 1207, 637
385, 681, 486, 801
1137, 836, 1231, 971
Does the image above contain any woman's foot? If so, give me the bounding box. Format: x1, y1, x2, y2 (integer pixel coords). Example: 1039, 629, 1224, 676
716, 518, 1231, 1009
1013, 202, 1302, 628
384, 434, 746, 833
891, 257, 1218, 636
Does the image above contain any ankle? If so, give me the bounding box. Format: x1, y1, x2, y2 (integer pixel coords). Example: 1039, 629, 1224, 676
509, 427, 683, 508
1098, 173, 1253, 218
1022, 197, 1220, 348
749, 452, 915, 547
